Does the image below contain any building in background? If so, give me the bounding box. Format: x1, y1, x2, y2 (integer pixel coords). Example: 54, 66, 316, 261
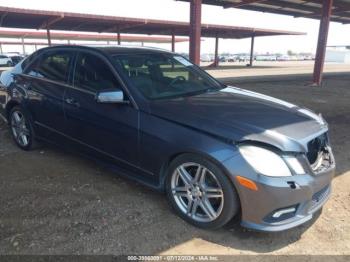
326, 46, 350, 63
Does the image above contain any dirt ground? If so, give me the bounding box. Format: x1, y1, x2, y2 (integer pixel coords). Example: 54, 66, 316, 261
205, 61, 350, 79
0, 73, 349, 256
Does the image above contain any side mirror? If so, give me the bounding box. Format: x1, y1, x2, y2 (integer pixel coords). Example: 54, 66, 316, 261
95, 89, 128, 104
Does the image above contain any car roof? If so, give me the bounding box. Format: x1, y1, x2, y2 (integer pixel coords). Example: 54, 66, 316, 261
35, 45, 173, 56
96, 45, 173, 55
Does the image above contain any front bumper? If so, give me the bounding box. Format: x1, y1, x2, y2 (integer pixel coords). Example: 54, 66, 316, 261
223, 153, 335, 232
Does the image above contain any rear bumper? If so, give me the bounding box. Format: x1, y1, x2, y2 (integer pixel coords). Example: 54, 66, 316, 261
223, 154, 335, 232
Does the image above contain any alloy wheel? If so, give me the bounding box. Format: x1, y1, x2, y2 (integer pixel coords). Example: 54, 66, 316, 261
11, 110, 30, 147
170, 162, 224, 222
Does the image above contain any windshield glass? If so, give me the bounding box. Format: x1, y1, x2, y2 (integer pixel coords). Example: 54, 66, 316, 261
113, 53, 223, 100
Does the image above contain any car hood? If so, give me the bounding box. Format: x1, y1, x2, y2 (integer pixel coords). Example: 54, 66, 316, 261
149, 86, 328, 152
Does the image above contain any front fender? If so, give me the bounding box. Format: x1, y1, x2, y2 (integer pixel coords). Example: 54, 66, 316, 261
139, 111, 240, 188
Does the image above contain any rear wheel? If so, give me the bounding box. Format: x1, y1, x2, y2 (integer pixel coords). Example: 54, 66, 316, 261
9, 106, 37, 150
166, 154, 239, 229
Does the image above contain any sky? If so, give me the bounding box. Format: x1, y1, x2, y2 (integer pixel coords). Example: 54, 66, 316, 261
1, 0, 350, 55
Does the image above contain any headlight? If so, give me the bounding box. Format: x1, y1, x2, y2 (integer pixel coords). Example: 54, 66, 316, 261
284, 156, 306, 175
238, 145, 292, 177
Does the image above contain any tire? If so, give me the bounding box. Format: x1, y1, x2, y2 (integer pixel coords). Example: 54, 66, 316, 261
9, 106, 38, 151
166, 153, 240, 229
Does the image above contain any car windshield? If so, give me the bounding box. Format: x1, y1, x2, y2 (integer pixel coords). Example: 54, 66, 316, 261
113, 53, 223, 100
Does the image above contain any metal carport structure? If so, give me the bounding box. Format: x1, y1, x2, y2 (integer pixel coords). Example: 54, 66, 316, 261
178, 0, 350, 85
0, 6, 303, 66
0, 29, 188, 54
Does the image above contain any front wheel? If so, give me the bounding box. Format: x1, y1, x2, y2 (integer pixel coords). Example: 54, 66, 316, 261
166, 154, 240, 229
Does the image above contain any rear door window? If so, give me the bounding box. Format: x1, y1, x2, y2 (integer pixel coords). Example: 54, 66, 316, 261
26, 50, 73, 83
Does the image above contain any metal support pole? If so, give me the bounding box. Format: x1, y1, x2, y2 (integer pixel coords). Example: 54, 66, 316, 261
171, 30, 175, 52
189, 0, 202, 65
34, 44, 37, 51
67, 39, 71, 45
214, 35, 219, 67
46, 28, 52, 46
0, 43, 2, 53
249, 35, 255, 67
21, 37, 25, 55
313, 0, 333, 86
117, 29, 121, 45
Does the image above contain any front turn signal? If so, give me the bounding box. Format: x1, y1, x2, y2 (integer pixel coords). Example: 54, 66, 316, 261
236, 176, 258, 191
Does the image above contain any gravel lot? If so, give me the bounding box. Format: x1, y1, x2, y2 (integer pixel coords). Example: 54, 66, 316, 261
0, 73, 349, 255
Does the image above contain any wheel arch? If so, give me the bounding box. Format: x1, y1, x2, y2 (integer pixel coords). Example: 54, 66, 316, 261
5, 100, 20, 121
159, 149, 240, 193
162, 150, 243, 228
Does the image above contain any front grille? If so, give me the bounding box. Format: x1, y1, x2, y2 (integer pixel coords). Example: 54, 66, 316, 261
307, 133, 328, 165
309, 185, 331, 212
306, 133, 333, 173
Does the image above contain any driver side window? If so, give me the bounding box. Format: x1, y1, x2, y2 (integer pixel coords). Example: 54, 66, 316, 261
74, 52, 120, 92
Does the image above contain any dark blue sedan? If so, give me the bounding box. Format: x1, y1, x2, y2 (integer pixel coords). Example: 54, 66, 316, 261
0, 46, 335, 231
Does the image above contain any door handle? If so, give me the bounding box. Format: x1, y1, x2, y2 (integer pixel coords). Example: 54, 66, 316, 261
65, 98, 80, 107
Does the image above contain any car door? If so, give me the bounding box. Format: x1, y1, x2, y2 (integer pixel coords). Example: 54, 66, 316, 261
17, 49, 74, 137
63, 51, 140, 173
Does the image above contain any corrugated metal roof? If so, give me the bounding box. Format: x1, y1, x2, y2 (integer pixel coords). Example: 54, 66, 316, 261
0, 6, 305, 39
177, 0, 350, 24
0, 29, 188, 43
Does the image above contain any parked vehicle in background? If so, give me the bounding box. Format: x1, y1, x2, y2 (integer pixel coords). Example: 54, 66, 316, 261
256, 55, 277, 61
0, 45, 335, 231
5, 53, 25, 65
303, 55, 314, 60
237, 55, 250, 62
219, 56, 228, 62
200, 54, 213, 62
0, 54, 13, 67
288, 55, 299, 61
277, 55, 290, 61
219, 55, 237, 62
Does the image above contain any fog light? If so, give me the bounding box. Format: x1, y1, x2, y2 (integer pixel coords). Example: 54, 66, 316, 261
272, 207, 296, 218
264, 205, 298, 223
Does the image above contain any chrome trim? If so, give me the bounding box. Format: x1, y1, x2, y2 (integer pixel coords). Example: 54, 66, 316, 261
272, 207, 296, 218
18, 73, 76, 90
67, 85, 95, 96
96, 90, 125, 103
